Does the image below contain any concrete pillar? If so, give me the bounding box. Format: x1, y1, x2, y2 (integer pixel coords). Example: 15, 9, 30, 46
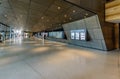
10, 27, 12, 39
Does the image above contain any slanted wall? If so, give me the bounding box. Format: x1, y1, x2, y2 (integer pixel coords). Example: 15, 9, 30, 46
63, 15, 107, 50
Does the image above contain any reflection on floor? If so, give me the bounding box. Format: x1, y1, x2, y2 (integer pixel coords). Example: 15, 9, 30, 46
0, 38, 119, 79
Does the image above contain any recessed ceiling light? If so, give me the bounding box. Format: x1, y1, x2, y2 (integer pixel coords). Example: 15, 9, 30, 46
85, 13, 88, 16
41, 17, 44, 19
73, 10, 76, 13
69, 17, 72, 20
47, 20, 49, 22
64, 14, 67, 18
4, 15, 7, 17
57, 6, 61, 10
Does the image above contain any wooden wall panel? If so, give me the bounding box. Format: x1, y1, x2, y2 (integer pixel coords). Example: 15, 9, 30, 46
63, 15, 107, 50
106, 0, 120, 23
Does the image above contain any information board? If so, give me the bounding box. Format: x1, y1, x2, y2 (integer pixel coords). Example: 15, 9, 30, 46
48, 31, 64, 39
71, 29, 87, 41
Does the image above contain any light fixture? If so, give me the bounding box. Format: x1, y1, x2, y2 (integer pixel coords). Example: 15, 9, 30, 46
73, 10, 76, 13
4, 15, 7, 17
69, 17, 72, 20
85, 13, 88, 16
64, 14, 67, 18
41, 17, 44, 19
47, 19, 49, 22
57, 6, 61, 10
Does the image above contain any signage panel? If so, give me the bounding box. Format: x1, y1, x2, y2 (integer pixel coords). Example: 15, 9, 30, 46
71, 29, 87, 41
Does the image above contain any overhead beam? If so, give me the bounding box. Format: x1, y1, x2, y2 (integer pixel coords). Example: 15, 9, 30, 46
63, 0, 96, 14
0, 22, 10, 27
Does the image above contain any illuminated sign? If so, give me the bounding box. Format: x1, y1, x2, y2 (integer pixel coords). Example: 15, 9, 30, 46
71, 29, 87, 41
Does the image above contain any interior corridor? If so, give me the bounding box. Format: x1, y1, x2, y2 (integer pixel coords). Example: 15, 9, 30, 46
0, 38, 119, 79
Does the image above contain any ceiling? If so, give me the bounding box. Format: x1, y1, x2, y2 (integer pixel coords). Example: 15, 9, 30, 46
0, 0, 94, 32
105, 0, 120, 23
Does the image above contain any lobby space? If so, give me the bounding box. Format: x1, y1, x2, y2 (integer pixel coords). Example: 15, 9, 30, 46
0, 38, 119, 79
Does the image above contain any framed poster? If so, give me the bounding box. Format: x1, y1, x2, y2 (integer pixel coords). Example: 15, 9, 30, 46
71, 29, 87, 41
75, 32, 79, 40
71, 32, 75, 39
80, 31, 86, 40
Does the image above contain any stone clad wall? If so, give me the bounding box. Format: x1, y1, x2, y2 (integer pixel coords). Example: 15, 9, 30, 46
63, 15, 107, 50
65, 0, 116, 51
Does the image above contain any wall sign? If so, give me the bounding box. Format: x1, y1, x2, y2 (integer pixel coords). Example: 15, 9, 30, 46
71, 29, 87, 41
71, 32, 75, 39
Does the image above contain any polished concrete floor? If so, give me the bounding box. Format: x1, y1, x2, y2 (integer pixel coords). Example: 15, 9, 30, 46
0, 38, 120, 79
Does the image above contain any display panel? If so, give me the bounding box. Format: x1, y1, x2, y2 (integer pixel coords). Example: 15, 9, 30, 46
75, 32, 79, 40
48, 31, 64, 39
71, 29, 87, 41
71, 32, 75, 39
